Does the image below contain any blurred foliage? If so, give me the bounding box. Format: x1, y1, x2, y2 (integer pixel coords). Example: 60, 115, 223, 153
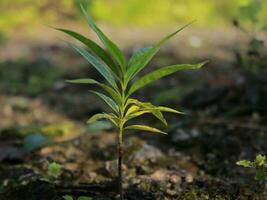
234, 0, 267, 73
47, 162, 63, 179
23, 133, 52, 152
0, 60, 64, 96
237, 154, 267, 181
41, 123, 75, 137
1, 0, 267, 35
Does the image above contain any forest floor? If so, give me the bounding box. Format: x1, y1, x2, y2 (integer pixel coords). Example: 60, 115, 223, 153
0, 27, 267, 199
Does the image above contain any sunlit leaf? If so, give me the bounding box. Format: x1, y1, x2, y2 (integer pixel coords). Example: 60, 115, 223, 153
56, 28, 120, 77
87, 113, 118, 126
125, 125, 167, 134
255, 154, 266, 167
80, 5, 126, 70
125, 105, 140, 116
67, 42, 118, 89
126, 110, 150, 120
236, 160, 255, 168
126, 21, 195, 81
156, 106, 184, 114
128, 61, 207, 96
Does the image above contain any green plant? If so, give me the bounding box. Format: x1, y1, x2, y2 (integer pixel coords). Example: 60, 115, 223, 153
57, 4, 206, 199
233, 0, 266, 73
63, 195, 92, 200
237, 154, 267, 181
48, 162, 63, 179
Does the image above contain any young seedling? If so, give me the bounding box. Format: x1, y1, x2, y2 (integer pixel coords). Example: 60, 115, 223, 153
237, 154, 267, 182
233, 0, 265, 73
57, 4, 206, 199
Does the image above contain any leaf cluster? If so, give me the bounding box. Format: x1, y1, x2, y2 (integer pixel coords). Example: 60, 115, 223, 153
237, 154, 267, 181
57, 4, 206, 135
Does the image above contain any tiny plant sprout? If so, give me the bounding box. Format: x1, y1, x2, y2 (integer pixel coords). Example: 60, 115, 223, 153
237, 154, 267, 181
56, 4, 207, 199
48, 162, 62, 179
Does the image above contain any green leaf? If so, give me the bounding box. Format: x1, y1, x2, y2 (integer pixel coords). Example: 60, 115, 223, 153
48, 162, 62, 178
78, 197, 92, 200
63, 195, 73, 200
126, 99, 182, 125
125, 99, 167, 125
87, 113, 118, 126
87, 121, 113, 133
67, 78, 98, 84
126, 110, 150, 120
128, 62, 207, 96
56, 28, 120, 77
126, 21, 195, 81
91, 91, 119, 114
236, 160, 255, 168
128, 46, 152, 68
67, 42, 118, 89
125, 105, 150, 120
125, 125, 167, 135
156, 106, 184, 114
67, 78, 121, 103
255, 168, 267, 181
255, 154, 266, 167
80, 5, 126, 70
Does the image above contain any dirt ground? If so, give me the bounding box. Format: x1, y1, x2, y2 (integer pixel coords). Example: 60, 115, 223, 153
0, 26, 267, 199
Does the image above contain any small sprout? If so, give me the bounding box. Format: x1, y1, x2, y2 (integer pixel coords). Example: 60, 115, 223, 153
48, 162, 62, 179
234, 0, 265, 72
63, 195, 73, 200
57, 3, 207, 200
236, 160, 255, 168
237, 154, 267, 181
255, 154, 266, 167
63, 195, 92, 200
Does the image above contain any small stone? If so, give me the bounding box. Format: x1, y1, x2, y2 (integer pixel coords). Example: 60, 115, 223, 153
129, 143, 163, 164
185, 174, 194, 183
170, 174, 182, 184
151, 169, 168, 182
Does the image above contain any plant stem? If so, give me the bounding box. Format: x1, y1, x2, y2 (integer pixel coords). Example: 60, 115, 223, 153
118, 127, 123, 200
118, 77, 126, 200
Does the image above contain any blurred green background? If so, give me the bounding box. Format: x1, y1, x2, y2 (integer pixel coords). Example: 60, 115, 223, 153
1, 0, 267, 36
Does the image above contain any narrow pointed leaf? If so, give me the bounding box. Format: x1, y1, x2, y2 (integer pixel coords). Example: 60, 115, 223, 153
126, 110, 150, 120
125, 105, 140, 116
128, 46, 152, 68
67, 78, 98, 84
157, 106, 184, 114
67, 78, 121, 103
125, 105, 150, 120
87, 113, 118, 126
91, 91, 119, 114
125, 125, 167, 135
80, 5, 126, 70
126, 21, 195, 81
56, 28, 120, 77
128, 62, 207, 96
68, 42, 117, 89
125, 99, 167, 126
